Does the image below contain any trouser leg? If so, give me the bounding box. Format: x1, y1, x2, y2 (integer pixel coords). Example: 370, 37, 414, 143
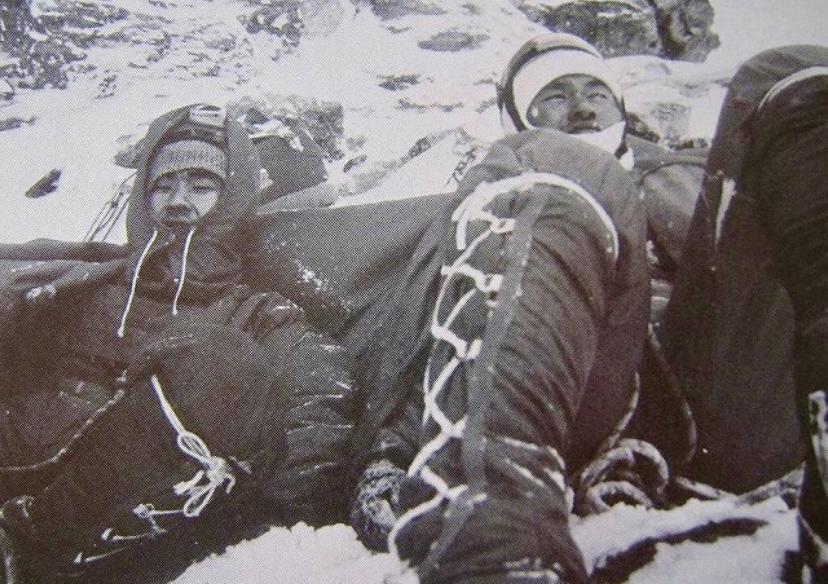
5, 372, 285, 578
753, 83, 828, 581
392, 180, 620, 583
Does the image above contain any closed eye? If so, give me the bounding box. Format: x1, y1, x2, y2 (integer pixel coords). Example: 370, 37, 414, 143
151, 180, 175, 195
542, 92, 567, 102
191, 180, 220, 193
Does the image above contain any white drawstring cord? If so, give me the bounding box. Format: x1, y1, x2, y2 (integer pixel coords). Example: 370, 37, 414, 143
171, 226, 196, 316
117, 230, 158, 338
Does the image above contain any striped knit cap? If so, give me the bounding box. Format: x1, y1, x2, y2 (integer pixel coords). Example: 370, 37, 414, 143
148, 139, 228, 189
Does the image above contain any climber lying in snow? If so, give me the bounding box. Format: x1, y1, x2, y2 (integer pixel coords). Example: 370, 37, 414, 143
334, 33, 648, 584
335, 128, 649, 582
0, 104, 357, 583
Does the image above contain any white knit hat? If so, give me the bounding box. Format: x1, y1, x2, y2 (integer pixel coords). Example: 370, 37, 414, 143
148, 139, 228, 188
500, 33, 623, 133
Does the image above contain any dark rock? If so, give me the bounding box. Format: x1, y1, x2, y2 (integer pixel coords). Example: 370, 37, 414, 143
675, 137, 709, 150
36, 0, 128, 33
246, 1, 305, 50
398, 97, 461, 112
418, 30, 488, 52
648, 101, 692, 148
244, 107, 271, 126
378, 73, 421, 90
297, 100, 345, 160
204, 35, 238, 52
626, 112, 661, 143
519, 0, 719, 61
0, 0, 36, 56
104, 25, 171, 68
114, 137, 142, 168
522, 0, 662, 58
363, 0, 445, 20
96, 72, 117, 98
18, 39, 84, 89
343, 154, 367, 173
461, 3, 482, 16
231, 97, 345, 161
25, 169, 61, 199
0, 79, 14, 99
0, 116, 35, 132
648, 0, 720, 61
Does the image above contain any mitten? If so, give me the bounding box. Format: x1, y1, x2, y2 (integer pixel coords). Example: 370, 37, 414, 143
350, 458, 405, 551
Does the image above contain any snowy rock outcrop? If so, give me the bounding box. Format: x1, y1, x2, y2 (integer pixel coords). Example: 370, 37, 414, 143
0, 0, 731, 240
515, 0, 719, 61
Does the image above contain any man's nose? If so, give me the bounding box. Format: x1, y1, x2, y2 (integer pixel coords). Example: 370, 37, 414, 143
165, 185, 191, 207
569, 97, 597, 119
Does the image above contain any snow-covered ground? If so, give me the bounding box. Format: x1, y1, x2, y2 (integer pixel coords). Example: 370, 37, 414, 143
1, 0, 827, 582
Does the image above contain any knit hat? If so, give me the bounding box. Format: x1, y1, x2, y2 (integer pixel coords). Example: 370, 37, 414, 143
147, 139, 228, 189
499, 33, 624, 134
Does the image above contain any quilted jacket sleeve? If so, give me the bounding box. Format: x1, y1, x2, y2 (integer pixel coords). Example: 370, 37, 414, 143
251, 294, 359, 525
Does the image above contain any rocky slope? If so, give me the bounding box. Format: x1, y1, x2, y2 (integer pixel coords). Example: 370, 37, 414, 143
0, 0, 732, 244
0, 2, 826, 583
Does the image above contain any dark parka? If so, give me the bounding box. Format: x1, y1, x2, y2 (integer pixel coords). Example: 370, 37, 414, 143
0, 105, 357, 568
662, 46, 828, 492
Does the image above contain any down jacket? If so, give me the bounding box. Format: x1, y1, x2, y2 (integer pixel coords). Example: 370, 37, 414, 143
0, 105, 357, 524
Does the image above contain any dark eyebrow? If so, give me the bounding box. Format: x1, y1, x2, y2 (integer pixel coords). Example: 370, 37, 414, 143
186, 169, 224, 181
585, 80, 612, 91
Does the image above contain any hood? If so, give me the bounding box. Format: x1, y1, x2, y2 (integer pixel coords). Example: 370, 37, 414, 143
123, 104, 262, 303
708, 45, 828, 182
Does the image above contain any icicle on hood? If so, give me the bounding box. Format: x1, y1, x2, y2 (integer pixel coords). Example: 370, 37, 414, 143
123, 104, 262, 305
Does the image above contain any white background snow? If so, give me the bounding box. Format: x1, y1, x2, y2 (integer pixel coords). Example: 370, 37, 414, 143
0, 0, 827, 582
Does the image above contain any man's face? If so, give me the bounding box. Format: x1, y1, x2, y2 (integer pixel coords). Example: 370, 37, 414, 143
148, 169, 223, 228
526, 74, 623, 134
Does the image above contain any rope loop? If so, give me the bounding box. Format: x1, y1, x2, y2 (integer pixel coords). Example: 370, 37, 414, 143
146, 375, 237, 519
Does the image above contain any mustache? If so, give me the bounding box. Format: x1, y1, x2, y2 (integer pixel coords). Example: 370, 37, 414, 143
157, 203, 203, 221
567, 121, 602, 133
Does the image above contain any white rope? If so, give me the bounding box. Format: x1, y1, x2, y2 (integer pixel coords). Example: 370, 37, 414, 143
454, 172, 619, 261
148, 375, 236, 519
117, 230, 158, 338
442, 264, 503, 296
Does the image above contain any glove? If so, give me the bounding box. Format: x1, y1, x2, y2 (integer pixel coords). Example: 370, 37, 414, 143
350, 459, 405, 551
124, 321, 270, 393
123, 287, 263, 385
